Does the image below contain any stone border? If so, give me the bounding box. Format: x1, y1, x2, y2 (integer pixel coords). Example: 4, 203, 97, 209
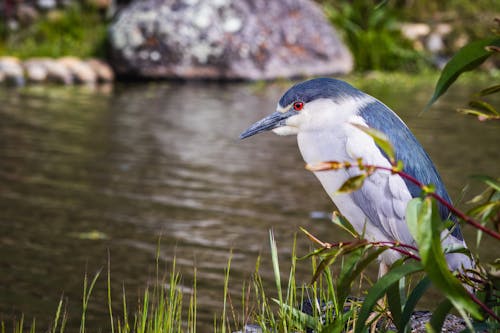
0, 56, 114, 86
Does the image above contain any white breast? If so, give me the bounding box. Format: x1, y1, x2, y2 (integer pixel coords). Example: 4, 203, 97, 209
297, 110, 416, 264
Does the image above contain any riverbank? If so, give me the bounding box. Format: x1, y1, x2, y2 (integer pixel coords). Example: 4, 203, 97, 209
1, 1, 497, 82
0, 56, 113, 85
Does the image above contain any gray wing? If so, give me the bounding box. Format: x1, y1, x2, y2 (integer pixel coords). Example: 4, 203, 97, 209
358, 99, 464, 240
349, 166, 415, 246
343, 119, 416, 245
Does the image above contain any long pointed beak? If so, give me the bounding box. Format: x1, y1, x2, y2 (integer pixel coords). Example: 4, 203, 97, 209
239, 111, 293, 139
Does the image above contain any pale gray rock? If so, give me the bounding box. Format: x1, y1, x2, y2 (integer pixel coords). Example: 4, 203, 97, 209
24, 59, 48, 82
0, 57, 25, 86
37, 0, 57, 10
59, 57, 98, 84
0, 57, 115, 85
86, 58, 115, 82
42, 59, 74, 84
233, 324, 262, 333
108, 0, 353, 80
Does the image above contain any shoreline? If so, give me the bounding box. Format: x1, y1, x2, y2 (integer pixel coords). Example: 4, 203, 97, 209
0, 56, 114, 86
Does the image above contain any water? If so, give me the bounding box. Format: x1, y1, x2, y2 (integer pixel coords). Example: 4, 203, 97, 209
0, 78, 498, 330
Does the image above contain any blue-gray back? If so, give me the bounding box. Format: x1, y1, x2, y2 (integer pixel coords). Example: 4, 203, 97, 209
358, 100, 463, 240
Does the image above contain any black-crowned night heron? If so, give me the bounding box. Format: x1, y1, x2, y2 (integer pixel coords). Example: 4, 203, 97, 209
240, 78, 472, 275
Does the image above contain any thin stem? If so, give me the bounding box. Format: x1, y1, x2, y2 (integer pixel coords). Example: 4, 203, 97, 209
308, 161, 500, 240
307, 233, 421, 261
468, 291, 500, 322
371, 164, 500, 240
374, 241, 419, 251
370, 241, 421, 261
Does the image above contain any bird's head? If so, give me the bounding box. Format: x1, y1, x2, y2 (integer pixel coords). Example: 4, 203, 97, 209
240, 78, 367, 139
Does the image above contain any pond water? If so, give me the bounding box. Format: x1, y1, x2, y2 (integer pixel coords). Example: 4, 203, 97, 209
0, 77, 498, 331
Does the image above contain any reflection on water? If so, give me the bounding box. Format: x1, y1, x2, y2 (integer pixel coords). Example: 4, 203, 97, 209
0, 79, 498, 330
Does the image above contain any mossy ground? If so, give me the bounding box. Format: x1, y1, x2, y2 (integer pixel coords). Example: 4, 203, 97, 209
0, 4, 107, 59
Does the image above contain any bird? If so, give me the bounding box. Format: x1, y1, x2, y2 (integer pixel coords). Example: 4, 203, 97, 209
240, 77, 472, 276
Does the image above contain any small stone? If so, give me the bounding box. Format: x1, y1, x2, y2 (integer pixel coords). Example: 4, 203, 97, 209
233, 324, 262, 333
43, 59, 74, 85
426, 33, 445, 53
400, 23, 430, 41
0, 57, 25, 86
37, 0, 57, 10
24, 59, 48, 82
86, 59, 115, 82
59, 57, 97, 84
435, 23, 452, 36
453, 33, 469, 50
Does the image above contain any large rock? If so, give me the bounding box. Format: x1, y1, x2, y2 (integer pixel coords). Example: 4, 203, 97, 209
108, 0, 353, 80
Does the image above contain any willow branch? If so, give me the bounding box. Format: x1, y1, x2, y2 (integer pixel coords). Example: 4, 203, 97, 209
373, 164, 500, 240
468, 290, 500, 322
301, 228, 421, 261
307, 161, 500, 240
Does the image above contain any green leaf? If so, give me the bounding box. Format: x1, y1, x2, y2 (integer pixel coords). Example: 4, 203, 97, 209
471, 175, 500, 192
477, 84, 500, 97
426, 37, 500, 109
337, 247, 387, 305
336, 174, 367, 194
406, 198, 482, 320
429, 299, 453, 332
468, 99, 498, 115
354, 262, 423, 333
468, 202, 500, 220
386, 280, 403, 332
456, 108, 500, 121
269, 230, 283, 305
400, 276, 431, 330
271, 300, 317, 330
320, 309, 356, 333
351, 124, 396, 163
311, 249, 343, 284
331, 212, 359, 237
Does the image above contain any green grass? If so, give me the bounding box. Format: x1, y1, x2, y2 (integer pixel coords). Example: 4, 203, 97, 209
0, 4, 108, 59
1, 247, 197, 333
319, 0, 500, 72
0, 233, 364, 333
320, 0, 428, 72
2, 225, 498, 332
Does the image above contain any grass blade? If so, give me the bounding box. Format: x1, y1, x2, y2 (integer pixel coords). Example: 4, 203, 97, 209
107, 251, 114, 333
406, 197, 482, 321
400, 276, 431, 329
428, 299, 453, 332
222, 250, 233, 333
426, 37, 500, 109
354, 261, 423, 333
80, 269, 101, 333
386, 280, 403, 332
269, 230, 282, 304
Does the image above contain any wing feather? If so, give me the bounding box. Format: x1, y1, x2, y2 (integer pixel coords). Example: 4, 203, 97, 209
358, 100, 464, 240
345, 119, 415, 245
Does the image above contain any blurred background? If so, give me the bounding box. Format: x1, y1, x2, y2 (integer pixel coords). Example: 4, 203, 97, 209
0, 0, 499, 331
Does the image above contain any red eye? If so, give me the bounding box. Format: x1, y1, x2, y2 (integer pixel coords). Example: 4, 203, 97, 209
293, 101, 304, 111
